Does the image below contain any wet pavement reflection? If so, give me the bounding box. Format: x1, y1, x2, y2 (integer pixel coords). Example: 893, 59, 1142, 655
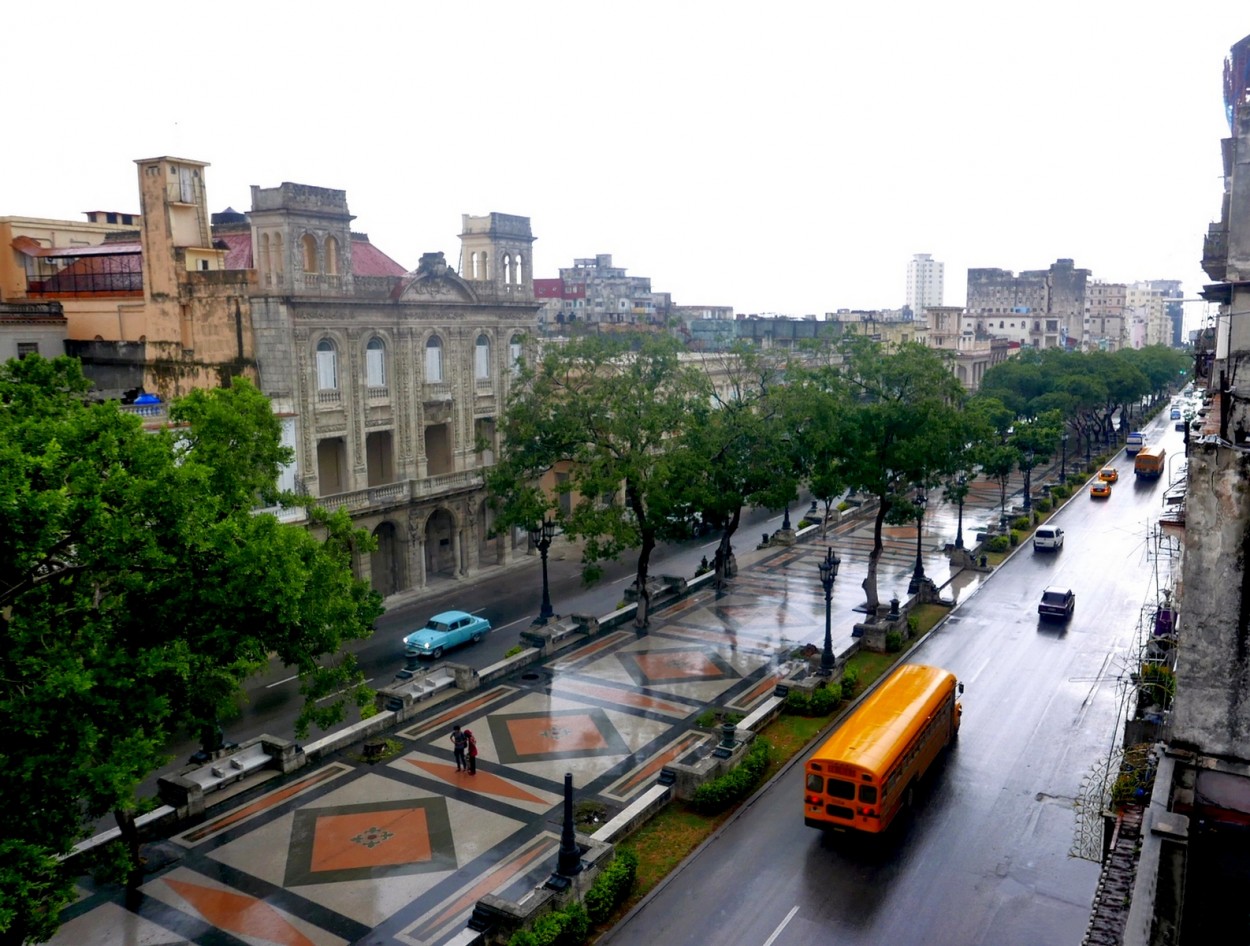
49, 464, 1053, 945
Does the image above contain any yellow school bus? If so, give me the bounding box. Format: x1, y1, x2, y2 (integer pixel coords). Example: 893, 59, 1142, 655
804, 664, 962, 833
1134, 445, 1165, 479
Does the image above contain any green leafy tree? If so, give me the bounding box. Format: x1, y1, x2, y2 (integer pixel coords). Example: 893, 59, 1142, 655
785, 358, 849, 540
487, 333, 711, 628
833, 339, 969, 614
673, 345, 803, 583
0, 357, 381, 945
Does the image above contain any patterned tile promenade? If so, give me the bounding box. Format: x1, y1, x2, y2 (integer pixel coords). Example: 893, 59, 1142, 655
46, 466, 1049, 945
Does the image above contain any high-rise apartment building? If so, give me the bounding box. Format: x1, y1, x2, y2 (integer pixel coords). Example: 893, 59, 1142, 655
905, 253, 944, 319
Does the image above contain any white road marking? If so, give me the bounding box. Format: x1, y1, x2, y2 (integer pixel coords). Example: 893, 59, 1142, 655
763, 905, 800, 946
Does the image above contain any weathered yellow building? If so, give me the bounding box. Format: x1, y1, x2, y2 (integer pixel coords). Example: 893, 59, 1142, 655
2, 157, 254, 401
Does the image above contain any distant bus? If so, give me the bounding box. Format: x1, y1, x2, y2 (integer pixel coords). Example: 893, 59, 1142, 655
1126, 431, 1145, 455
1135, 445, 1166, 479
804, 664, 962, 834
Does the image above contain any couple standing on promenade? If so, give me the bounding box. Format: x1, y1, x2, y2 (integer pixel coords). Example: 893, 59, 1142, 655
451, 724, 478, 774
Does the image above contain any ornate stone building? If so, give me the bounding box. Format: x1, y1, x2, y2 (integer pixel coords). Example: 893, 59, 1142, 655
3, 157, 541, 600
924, 305, 1009, 392
235, 192, 541, 598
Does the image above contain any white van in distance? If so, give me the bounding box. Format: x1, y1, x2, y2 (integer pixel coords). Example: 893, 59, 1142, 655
1126, 431, 1145, 455
1033, 525, 1064, 551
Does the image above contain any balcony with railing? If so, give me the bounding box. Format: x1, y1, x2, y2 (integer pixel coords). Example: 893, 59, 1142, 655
1203, 224, 1228, 282
315, 469, 485, 515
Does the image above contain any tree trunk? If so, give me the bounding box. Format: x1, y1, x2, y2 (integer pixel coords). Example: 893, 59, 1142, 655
114, 808, 144, 889
863, 499, 887, 615
634, 530, 656, 629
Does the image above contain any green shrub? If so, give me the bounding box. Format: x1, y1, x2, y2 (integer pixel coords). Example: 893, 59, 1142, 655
885, 629, 904, 652
508, 901, 589, 946
691, 737, 772, 814
1011, 516, 1031, 531
840, 666, 859, 693
906, 613, 919, 635
504, 644, 526, 658
695, 708, 718, 728
584, 849, 638, 925
985, 535, 1010, 553
836, 500, 851, 512
783, 683, 840, 716
1035, 498, 1051, 513
810, 683, 840, 714
797, 518, 815, 529
1008, 530, 1020, 547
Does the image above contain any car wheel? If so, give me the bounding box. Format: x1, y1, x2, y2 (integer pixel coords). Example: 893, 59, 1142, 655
431, 647, 444, 659
471, 632, 482, 644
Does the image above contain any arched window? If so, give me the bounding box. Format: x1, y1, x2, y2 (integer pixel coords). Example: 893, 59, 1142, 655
273, 234, 284, 277
502, 252, 513, 286
366, 336, 386, 387
515, 252, 525, 285
325, 236, 340, 276
509, 334, 524, 375
425, 336, 444, 382
301, 233, 318, 273
260, 233, 272, 283
316, 338, 338, 389
475, 334, 491, 379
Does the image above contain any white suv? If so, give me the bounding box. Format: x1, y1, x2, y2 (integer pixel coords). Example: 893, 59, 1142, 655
1033, 525, 1064, 551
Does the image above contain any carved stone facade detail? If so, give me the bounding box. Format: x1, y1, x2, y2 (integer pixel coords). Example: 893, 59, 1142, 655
244, 185, 539, 599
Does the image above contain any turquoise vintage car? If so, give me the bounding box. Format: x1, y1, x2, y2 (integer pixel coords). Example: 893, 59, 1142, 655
402, 610, 491, 659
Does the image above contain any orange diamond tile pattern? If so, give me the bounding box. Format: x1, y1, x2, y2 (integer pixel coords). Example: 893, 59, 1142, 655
617, 645, 740, 686
310, 808, 431, 872
488, 708, 629, 764
285, 798, 454, 886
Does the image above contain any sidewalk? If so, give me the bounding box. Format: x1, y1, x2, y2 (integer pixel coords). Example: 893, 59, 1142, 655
46, 465, 1053, 946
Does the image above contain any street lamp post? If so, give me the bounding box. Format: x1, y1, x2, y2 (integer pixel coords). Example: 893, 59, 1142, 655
782, 503, 791, 531
1022, 450, 1034, 512
955, 476, 967, 550
817, 546, 841, 676
1060, 432, 1069, 484
529, 519, 556, 626
908, 491, 927, 593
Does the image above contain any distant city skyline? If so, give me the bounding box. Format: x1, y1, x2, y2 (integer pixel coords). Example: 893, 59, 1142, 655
2, 2, 1243, 338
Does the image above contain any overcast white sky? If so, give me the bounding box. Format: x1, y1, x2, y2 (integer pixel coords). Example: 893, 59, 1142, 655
4, 2, 1247, 331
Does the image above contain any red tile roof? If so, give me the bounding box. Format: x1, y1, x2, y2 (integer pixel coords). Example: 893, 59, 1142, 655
208, 229, 407, 278
216, 231, 253, 269
350, 235, 408, 277
31, 252, 143, 295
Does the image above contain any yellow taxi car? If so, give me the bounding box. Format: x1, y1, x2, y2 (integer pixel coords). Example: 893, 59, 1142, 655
1099, 467, 1119, 483
1090, 480, 1112, 499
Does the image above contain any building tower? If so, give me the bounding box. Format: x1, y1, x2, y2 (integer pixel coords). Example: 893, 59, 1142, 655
459, 213, 534, 295
906, 253, 944, 320
247, 182, 355, 296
